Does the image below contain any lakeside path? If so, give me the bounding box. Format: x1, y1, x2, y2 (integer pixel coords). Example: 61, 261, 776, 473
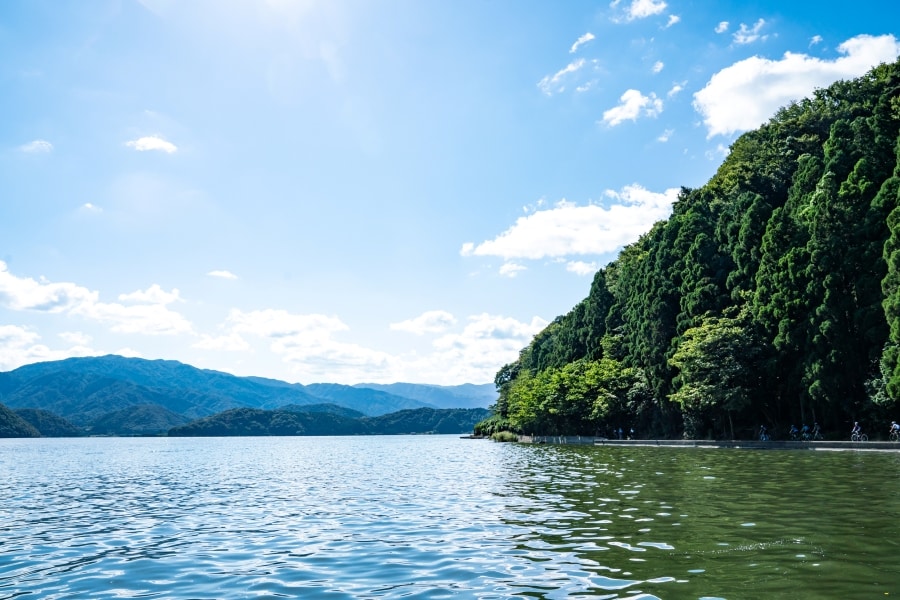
517, 435, 900, 451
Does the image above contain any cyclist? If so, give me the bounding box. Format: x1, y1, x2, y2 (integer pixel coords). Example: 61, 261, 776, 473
851, 421, 861, 436
812, 422, 822, 439
759, 425, 769, 441
800, 423, 810, 439
789, 424, 799, 439
889, 420, 899, 436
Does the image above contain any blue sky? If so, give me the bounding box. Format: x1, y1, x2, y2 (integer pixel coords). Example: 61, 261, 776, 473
1, 0, 898, 385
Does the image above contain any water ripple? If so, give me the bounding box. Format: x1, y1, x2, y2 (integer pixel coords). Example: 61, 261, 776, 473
3, 438, 900, 598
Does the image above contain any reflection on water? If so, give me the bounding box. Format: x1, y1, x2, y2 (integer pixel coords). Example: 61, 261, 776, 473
2, 437, 899, 599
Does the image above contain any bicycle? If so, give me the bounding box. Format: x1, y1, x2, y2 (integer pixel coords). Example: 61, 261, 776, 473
890, 430, 900, 442
851, 431, 868, 442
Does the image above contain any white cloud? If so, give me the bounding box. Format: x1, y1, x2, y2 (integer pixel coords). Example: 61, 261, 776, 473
570, 32, 596, 53
220, 308, 399, 383
694, 34, 900, 138
460, 185, 679, 261
665, 15, 680, 28
715, 21, 729, 34
192, 332, 251, 351
538, 58, 587, 95
390, 310, 457, 335
810, 35, 823, 47
118, 284, 182, 305
566, 261, 598, 276
657, 128, 674, 142
425, 314, 548, 384
612, 0, 667, 21
81, 203, 103, 212
667, 82, 685, 97
733, 19, 767, 45
601, 89, 663, 126
0, 261, 97, 313
208, 270, 238, 280
652, 61, 664, 73
0, 261, 193, 335
227, 308, 347, 340
59, 331, 92, 346
125, 135, 178, 153
499, 262, 527, 278
19, 139, 53, 153
0, 325, 99, 372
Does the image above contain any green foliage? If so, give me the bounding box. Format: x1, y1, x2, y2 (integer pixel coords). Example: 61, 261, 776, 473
474, 413, 515, 436
14, 408, 83, 437
0, 403, 40, 438
490, 59, 900, 439
168, 407, 491, 437
490, 431, 518, 442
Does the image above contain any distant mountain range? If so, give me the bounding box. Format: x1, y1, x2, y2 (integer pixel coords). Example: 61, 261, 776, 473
0, 355, 496, 436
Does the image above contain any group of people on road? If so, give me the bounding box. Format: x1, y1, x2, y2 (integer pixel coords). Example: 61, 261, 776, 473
850, 420, 900, 438
759, 420, 900, 441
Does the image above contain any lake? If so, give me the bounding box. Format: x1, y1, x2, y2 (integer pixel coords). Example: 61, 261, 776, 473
2, 436, 899, 599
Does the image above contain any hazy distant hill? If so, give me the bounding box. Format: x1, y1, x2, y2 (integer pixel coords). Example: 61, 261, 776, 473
0, 356, 496, 430
354, 382, 496, 409
303, 383, 433, 416
0, 403, 40, 438
14, 408, 82, 437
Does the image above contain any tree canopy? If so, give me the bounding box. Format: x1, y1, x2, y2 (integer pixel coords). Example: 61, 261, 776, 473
484, 59, 900, 440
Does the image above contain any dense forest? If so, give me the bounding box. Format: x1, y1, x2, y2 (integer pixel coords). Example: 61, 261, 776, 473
168, 407, 490, 437
481, 59, 900, 441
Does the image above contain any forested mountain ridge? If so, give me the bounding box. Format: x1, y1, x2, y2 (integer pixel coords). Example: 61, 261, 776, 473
167, 407, 491, 437
0, 355, 490, 421
488, 59, 900, 440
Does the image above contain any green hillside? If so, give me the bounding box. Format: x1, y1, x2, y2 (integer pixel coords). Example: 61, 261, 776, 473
168, 407, 491, 436
14, 408, 82, 437
0, 403, 40, 438
485, 59, 900, 440
90, 404, 192, 436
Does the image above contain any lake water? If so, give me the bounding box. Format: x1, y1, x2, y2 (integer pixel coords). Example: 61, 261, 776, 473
2, 436, 899, 599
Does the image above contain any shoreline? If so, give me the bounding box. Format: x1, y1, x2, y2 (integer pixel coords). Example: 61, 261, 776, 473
517, 435, 900, 451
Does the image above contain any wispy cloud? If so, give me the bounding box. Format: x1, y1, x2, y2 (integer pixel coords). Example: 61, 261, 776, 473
733, 19, 767, 45
667, 81, 686, 97
652, 61, 665, 73
715, 21, 729, 34
810, 35, 823, 47
570, 32, 596, 53
499, 262, 527, 278
566, 261, 598, 276
538, 58, 587, 95
461, 185, 679, 262
694, 34, 900, 137
208, 270, 238, 280
125, 135, 178, 153
601, 89, 663, 126
657, 128, 674, 142
19, 139, 53, 153
665, 15, 680, 28
611, 0, 667, 22
390, 310, 457, 334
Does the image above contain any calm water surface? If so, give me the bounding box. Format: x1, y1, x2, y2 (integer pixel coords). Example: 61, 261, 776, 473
2, 436, 900, 599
